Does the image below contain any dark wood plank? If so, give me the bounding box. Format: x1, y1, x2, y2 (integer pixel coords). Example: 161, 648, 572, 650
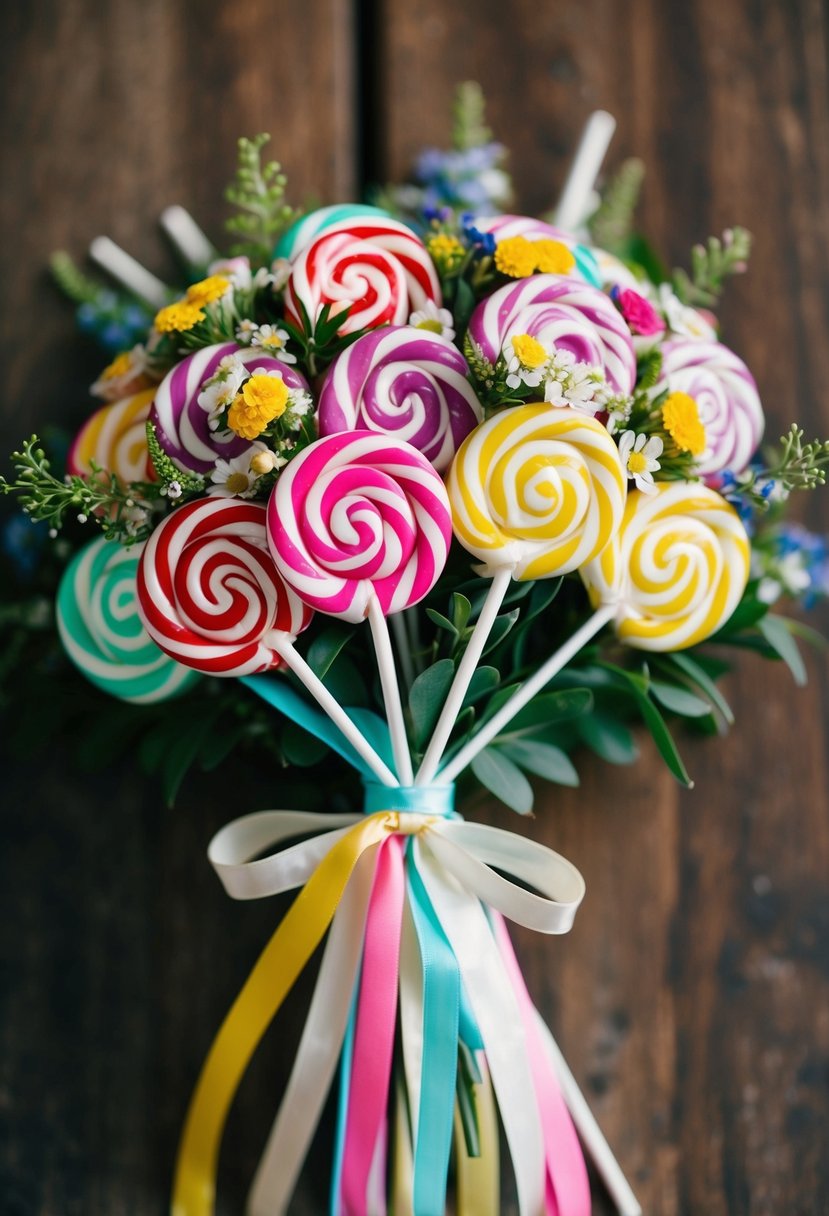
0, 3, 356, 1213
379, 2, 829, 1213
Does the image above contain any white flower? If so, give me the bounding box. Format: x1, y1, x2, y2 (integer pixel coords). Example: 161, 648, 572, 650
208, 256, 252, 290
251, 324, 296, 363
270, 258, 292, 290
618, 431, 663, 494
167, 480, 183, 500
409, 299, 456, 343
90, 345, 150, 401
252, 266, 277, 291
503, 334, 553, 390
209, 450, 264, 499
236, 319, 257, 344
198, 357, 247, 429
656, 284, 717, 341
600, 391, 634, 435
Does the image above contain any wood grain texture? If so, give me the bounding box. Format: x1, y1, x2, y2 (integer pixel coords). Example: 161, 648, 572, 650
380, 1, 829, 1212
1, 2, 828, 1214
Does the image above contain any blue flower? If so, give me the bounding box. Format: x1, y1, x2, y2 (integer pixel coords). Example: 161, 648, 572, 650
1, 513, 48, 580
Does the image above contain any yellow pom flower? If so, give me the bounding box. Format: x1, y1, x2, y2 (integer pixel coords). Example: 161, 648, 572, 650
426, 233, 465, 273
186, 275, 231, 306
532, 239, 576, 276
154, 301, 206, 334
100, 351, 133, 381
511, 333, 548, 369
227, 374, 289, 440
494, 236, 537, 279
662, 392, 707, 456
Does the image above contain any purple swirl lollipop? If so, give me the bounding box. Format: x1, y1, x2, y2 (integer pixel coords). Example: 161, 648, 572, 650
467, 274, 636, 396
317, 326, 483, 472
150, 343, 310, 475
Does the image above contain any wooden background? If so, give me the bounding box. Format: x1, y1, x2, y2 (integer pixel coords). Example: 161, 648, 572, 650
2, 1, 828, 1213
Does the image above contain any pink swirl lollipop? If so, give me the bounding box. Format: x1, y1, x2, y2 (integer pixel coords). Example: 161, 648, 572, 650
654, 338, 764, 477
136, 498, 311, 676
317, 326, 482, 472
150, 343, 310, 475
467, 274, 636, 396
284, 218, 441, 339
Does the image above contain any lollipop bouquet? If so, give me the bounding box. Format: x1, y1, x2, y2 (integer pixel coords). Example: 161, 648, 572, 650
4, 93, 829, 1216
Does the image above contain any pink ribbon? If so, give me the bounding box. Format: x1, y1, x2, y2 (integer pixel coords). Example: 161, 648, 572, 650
340, 836, 406, 1215
492, 912, 591, 1216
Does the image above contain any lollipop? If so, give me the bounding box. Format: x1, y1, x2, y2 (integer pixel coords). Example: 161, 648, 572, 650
56, 535, 200, 704
471, 214, 602, 286
654, 338, 764, 477
150, 343, 310, 475
284, 217, 442, 339
274, 204, 395, 260
467, 274, 636, 396
267, 431, 453, 782
317, 326, 482, 472
581, 481, 751, 651
416, 405, 627, 784
67, 388, 156, 482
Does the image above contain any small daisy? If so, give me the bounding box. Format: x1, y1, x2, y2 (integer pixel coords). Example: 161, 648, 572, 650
618, 431, 663, 494
198, 358, 247, 429
251, 324, 296, 363
209, 451, 263, 499
409, 299, 456, 342
236, 319, 258, 344
656, 284, 717, 342
504, 332, 550, 389
270, 258, 292, 290
208, 256, 252, 290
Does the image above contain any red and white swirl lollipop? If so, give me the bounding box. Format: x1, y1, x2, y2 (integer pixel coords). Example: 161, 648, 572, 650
317, 326, 482, 472
267, 432, 453, 782
137, 496, 397, 784
467, 274, 636, 396
284, 217, 441, 339
654, 338, 764, 477
150, 343, 310, 475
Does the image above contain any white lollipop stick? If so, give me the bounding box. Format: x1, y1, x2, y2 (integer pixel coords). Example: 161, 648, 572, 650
367, 596, 414, 785
415, 566, 513, 786
391, 612, 416, 691
536, 1011, 642, 1216
271, 636, 398, 788
437, 602, 616, 786
554, 110, 617, 233
160, 205, 218, 269
88, 236, 170, 308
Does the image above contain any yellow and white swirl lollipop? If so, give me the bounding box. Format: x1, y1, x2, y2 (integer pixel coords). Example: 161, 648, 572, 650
416, 404, 627, 784
581, 481, 751, 651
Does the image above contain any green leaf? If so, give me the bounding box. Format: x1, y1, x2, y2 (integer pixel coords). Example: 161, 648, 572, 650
451, 592, 473, 633
758, 614, 808, 686
598, 662, 693, 786
711, 593, 769, 638
408, 659, 455, 748
649, 680, 713, 718
461, 666, 500, 709
425, 608, 458, 636
306, 624, 354, 680
494, 688, 594, 737
470, 748, 534, 814
665, 652, 734, 725
577, 712, 639, 765
281, 721, 329, 767
498, 739, 579, 787
160, 711, 221, 807
481, 608, 520, 656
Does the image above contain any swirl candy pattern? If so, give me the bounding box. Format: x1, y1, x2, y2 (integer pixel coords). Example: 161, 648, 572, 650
317, 326, 483, 472
467, 274, 637, 396
267, 431, 452, 623
57, 535, 200, 703
151, 343, 310, 475
581, 481, 750, 650
284, 218, 442, 339
137, 498, 312, 676
655, 338, 764, 477
449, 404, 627, 579
274, 204, 395, 260
68, 389, 156, 482
471, 213, 601, 286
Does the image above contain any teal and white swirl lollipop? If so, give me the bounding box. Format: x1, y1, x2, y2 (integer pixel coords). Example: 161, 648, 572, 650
57, 535, 201, 703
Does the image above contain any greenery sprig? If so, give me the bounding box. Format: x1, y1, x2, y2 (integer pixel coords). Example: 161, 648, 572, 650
224, 134, 297, 267
723, 425, 829, 512
585, 157, 645, 255
145, 423, 206, 495
672, 227, 752, 308
0, 436, 162, 543
452, 81, 492, 151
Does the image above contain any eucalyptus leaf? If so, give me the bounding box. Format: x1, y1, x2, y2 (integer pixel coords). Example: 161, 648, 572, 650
470, 748, 534, 814
461, 666, 500, 708
665, 652, 734, 725
649, 680, 713, 718
306, 624, 354, 680
758, 614, 808, 686
481, 608, 520, 656
282, 721, 330, 767
409, 659, 455, 747
577, 713, 639, 765
451, 592, 473, 633
498, 739, 579, 786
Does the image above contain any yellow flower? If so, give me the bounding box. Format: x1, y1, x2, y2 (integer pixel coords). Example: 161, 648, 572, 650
511, 333, 548, 369
154, 301, 206, 333
532, 239, 576, 276
227, 374, 289, 440
426, 233, 465, 273
100, 351, 133, 381
186, 275, 231, 306
662, 392, 707, 456
494, 236, 537, 278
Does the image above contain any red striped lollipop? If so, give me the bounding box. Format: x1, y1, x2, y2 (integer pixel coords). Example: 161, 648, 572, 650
136, 498, 312, 676
266, 431, 452, 623
284, 218, 441, 339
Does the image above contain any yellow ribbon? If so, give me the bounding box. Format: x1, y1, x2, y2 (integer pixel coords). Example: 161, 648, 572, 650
171, 811, 395, 1216
454, 1061, 500, 1216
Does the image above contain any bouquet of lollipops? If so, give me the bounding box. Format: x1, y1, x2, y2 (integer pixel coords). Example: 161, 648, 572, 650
4, 98, 829, 1216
